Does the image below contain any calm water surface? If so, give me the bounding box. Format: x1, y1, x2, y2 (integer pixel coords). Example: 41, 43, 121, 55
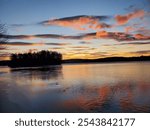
0, 62, 150, 112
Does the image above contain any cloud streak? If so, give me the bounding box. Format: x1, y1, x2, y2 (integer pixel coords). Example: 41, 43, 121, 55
0, 42, 70, 46
45, 43, 70, 46
70, 46, 89, 49
112, 41, 150, 46
0, 42, 44, 46
130, 50, 150, 55
2, 31, 150, 42
123, 42, 150, 45
40, 15, 111, 30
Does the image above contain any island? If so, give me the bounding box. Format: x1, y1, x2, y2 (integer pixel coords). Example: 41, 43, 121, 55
8, 50, 62, 68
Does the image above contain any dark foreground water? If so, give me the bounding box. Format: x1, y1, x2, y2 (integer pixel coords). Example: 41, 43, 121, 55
0, 62, 150, 113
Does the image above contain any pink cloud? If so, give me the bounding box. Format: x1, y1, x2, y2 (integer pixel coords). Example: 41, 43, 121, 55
43, 15, 111, 31
115, 10, 145, 25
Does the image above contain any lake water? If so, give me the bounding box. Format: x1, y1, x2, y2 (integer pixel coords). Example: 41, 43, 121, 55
0, 62, 150, 113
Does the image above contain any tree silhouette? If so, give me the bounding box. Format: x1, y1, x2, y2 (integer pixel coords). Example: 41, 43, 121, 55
0, 23, 8, 51
9, 50, 62, 67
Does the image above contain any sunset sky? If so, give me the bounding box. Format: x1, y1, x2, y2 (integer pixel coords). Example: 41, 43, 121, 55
0, 0, 150, 60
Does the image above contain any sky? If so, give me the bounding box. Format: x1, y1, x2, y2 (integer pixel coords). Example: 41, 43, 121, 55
0, 0, 150, 60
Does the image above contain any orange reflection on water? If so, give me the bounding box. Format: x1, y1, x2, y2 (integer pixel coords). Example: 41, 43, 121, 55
62, 82, 150, 112
62, 86, 112, 112
0, 63, 150, 112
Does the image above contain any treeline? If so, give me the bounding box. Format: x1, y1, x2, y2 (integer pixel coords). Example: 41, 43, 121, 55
9, 50, 62, 67
63, 56, 150, 63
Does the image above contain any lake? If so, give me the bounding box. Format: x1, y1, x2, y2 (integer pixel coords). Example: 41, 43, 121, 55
0, 62, 150, 113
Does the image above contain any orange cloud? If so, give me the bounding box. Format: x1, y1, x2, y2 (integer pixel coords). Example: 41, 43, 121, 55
97, 31, 150, 41
115, 10, 145, 25
134, 33, 150, 40
42, 15, 111, 30
96, 31, 108, 38
96, 31, 132, 41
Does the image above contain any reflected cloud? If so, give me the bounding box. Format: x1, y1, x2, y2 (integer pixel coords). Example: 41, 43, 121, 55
0, 63, 150, 112
62, 82, 150, 112
0, 65, 64, 112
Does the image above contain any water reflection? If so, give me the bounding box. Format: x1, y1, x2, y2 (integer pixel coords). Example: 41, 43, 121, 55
0, 65, 64, 112
62, 82, 150, 112
0, 62, 150, 112
11, 66, 62, 80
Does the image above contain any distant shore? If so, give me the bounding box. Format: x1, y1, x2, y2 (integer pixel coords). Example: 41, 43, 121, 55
63, 56, 150, 64
0, 56, 150, 67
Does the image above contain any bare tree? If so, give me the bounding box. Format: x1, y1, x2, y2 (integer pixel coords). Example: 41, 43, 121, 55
0, 23, 8, 42
0, 23, 8, 50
